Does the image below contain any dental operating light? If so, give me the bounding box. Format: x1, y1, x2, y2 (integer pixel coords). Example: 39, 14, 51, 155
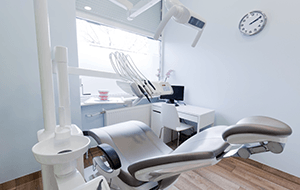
154, 0, 206, 47
107, 0, 206, 47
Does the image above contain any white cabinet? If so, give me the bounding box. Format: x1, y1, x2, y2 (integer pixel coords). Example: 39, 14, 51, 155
151, 103, 215, 143
151, 107, 173, 143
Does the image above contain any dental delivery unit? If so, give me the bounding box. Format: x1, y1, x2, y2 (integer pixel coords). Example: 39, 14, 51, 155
31, 0, 292, 189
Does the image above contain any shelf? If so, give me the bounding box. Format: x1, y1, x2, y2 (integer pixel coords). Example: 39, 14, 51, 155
81, 97, 125, 106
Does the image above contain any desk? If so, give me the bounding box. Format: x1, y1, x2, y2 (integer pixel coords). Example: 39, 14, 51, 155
151, 103, 215, 143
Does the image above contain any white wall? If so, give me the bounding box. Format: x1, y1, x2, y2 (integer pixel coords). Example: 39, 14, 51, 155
163, 0, 300, 177
0, 0, 81, 183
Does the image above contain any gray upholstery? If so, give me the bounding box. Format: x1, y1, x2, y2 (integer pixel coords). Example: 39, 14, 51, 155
223, 116, 292, 140
88, 121, 173, 187
86, 117, 291, 189
89, 121, 231, 186
173, 125, 230, 156
128, 125, 230, 179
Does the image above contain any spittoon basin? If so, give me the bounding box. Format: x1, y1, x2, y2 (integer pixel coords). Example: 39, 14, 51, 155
32, 135, 90, 165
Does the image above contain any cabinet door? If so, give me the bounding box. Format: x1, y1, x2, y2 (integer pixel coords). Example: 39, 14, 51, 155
151, 110, 162, 137
151, 110, 172, 143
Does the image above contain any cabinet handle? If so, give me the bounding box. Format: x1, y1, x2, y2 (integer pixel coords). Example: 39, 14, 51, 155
153, 110, 161, 114
86, 111, 106, 118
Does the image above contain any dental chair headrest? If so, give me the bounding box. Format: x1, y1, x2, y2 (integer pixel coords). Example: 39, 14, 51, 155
223, 116, 292, 144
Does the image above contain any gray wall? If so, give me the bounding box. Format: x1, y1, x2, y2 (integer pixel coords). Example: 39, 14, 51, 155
163, 0, 300, 177
0, 0, 81, 183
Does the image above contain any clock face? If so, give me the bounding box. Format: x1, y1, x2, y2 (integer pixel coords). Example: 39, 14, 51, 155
239, 11, 267, 36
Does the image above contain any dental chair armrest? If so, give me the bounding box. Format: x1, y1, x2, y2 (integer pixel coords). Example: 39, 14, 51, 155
97, 144, 121, 170
93, 144, 122, 179
93, 156, 121, 179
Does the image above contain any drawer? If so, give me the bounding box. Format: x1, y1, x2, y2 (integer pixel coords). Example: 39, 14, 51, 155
178, 112, 198, 122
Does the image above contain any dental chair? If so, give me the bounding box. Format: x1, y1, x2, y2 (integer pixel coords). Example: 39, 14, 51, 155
83, 116, 292, 190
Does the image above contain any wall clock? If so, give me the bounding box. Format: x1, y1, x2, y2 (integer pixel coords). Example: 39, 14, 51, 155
239, 10, 267, 36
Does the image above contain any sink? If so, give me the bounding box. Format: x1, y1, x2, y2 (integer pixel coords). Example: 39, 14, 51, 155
32, 135, 90, 165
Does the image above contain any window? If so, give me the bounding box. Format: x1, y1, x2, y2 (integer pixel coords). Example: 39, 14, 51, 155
76, 18, 161, 97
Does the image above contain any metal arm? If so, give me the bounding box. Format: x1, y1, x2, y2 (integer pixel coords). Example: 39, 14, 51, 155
108, 0, 161, 20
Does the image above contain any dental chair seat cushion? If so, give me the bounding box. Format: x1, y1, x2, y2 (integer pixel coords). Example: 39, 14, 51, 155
88, 121, 173, 187
223, 116, 292, 142
173, 125, 230, 156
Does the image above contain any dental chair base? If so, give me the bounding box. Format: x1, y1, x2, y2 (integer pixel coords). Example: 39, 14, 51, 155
84, 116, 292, 190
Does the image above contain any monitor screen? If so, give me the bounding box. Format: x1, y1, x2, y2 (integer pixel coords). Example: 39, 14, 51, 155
160, 85, 184, 102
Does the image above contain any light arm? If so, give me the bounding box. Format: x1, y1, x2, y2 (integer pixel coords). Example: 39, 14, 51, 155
155, 0, 206, 47
108, 0, 161, 20
108, 0, 133, 10
154, 5, 180, 39
128, 0, 161, 20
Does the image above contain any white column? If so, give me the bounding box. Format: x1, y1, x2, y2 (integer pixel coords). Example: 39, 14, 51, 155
33, 0, 58, 189
55, 46, 72, 126
33, 0, 56, 139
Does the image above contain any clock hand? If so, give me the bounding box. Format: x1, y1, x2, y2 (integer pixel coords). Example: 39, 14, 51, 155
249, 16, 262, 25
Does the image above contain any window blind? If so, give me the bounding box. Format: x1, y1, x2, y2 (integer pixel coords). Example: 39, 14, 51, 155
76, 0, 162, 37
